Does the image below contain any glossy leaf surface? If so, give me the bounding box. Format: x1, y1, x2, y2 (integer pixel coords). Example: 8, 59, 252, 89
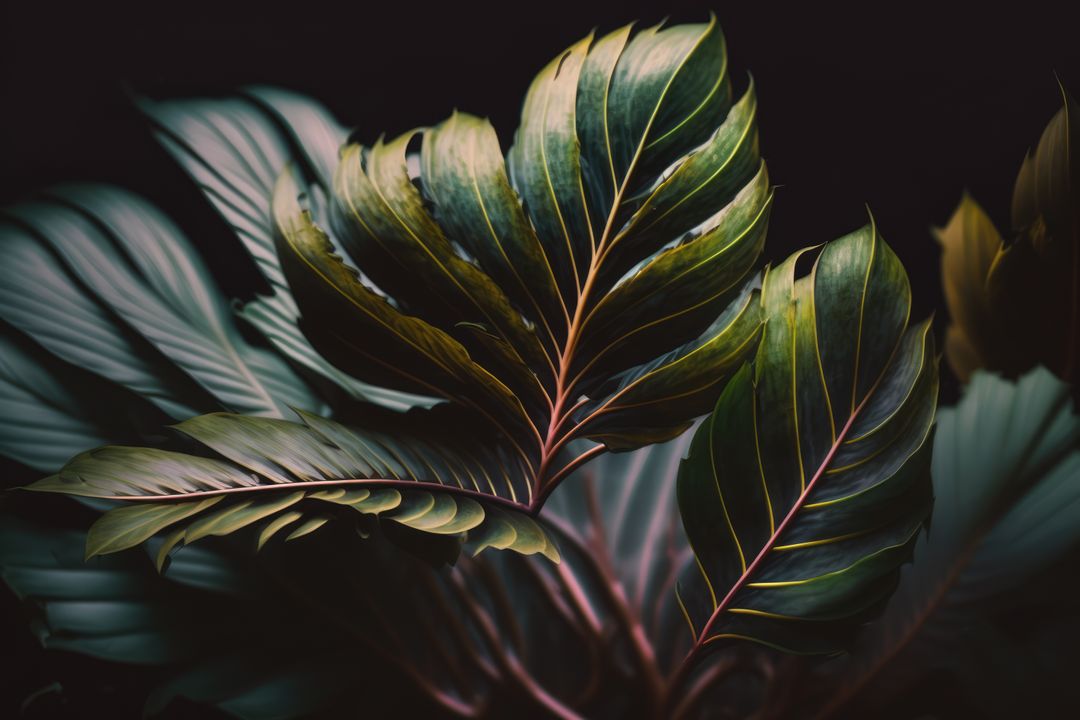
677, 226, 938, 656
28, 408, 557, 563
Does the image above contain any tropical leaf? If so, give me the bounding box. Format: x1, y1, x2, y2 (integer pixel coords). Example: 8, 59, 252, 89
22, 18, 772, 560
140, 87, 429, 412
674, 224, 938, 666
2, 431, 696, 719
282, 15, 766, 500
938, 83, 1079, 383
27, 406, 558, 564
16, 186, 325, 416
0, 330, 168, 473
807, 367, 1080, 719
0, 206, 213, 421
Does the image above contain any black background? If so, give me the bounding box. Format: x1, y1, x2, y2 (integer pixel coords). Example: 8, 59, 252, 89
2, 0, 1078, 716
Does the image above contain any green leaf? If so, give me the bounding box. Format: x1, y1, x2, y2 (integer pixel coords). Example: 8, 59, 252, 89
0, 330, 168, 472
19, 19, 768, 560
28, 408, 555, 563
140, 89, 430, 412
293, 17, 766, 502
578, 278, 764, 450
811, 367, 1080, 718
7, 187, 324, 418
272, 166, 536, 444
676, 225, 938, 656
0, 214, 212, 420
421, 111, 565, 359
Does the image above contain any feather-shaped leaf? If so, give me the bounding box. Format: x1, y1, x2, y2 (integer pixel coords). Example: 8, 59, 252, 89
6, 187, 323, 418
27, 408, 557, 563
140, 89, 428, 411
17, 19, 767, 567
3, 430, 699, 718
0, 216, 214, 420
676, 225, 938, 659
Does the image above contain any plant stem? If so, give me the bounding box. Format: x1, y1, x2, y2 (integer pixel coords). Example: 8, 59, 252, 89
662, 391, 876, 712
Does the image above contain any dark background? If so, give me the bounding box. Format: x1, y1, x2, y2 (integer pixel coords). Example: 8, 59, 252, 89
2, 0, 1078, 716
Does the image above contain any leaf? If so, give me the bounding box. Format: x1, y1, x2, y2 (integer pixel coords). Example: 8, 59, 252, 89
421, 111, 565, 358
935, 194, 1010, 381
676, 225, 938, 657
0, 218, 215, 421
19, 19, 767, 565
0, 330, 169, 473
27, 408, 556, 563
577, 273, 764, 451
285, 17, 765, 506
5, 186, 324, 418
140, 89, 430, 412
939, 84, 1079, 383
809, 367, 1080, 718
272, 166, 536, 443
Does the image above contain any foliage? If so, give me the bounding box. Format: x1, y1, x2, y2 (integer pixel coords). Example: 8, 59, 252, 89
938, 84, 1079, 383
0, 14, 1077, 720
793, 367, 1080, 719
10, 18, 769, 562
1, 435, 697, 719
675, 226, 937, 662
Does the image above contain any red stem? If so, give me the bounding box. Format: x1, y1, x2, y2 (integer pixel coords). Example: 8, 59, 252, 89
664, 391, 875, 705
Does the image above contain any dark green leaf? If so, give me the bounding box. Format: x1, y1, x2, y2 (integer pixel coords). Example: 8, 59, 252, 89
0, 330, 168, 472
677, 225, 938, 656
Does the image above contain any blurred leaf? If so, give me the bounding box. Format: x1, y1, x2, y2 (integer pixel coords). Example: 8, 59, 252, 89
936, 195, 1010, 381
5, 187, 324, 418
811, 367, 1080, 719
140, 88, 429, 412
0, 330, 168, 473
939, 84, 1079, 384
